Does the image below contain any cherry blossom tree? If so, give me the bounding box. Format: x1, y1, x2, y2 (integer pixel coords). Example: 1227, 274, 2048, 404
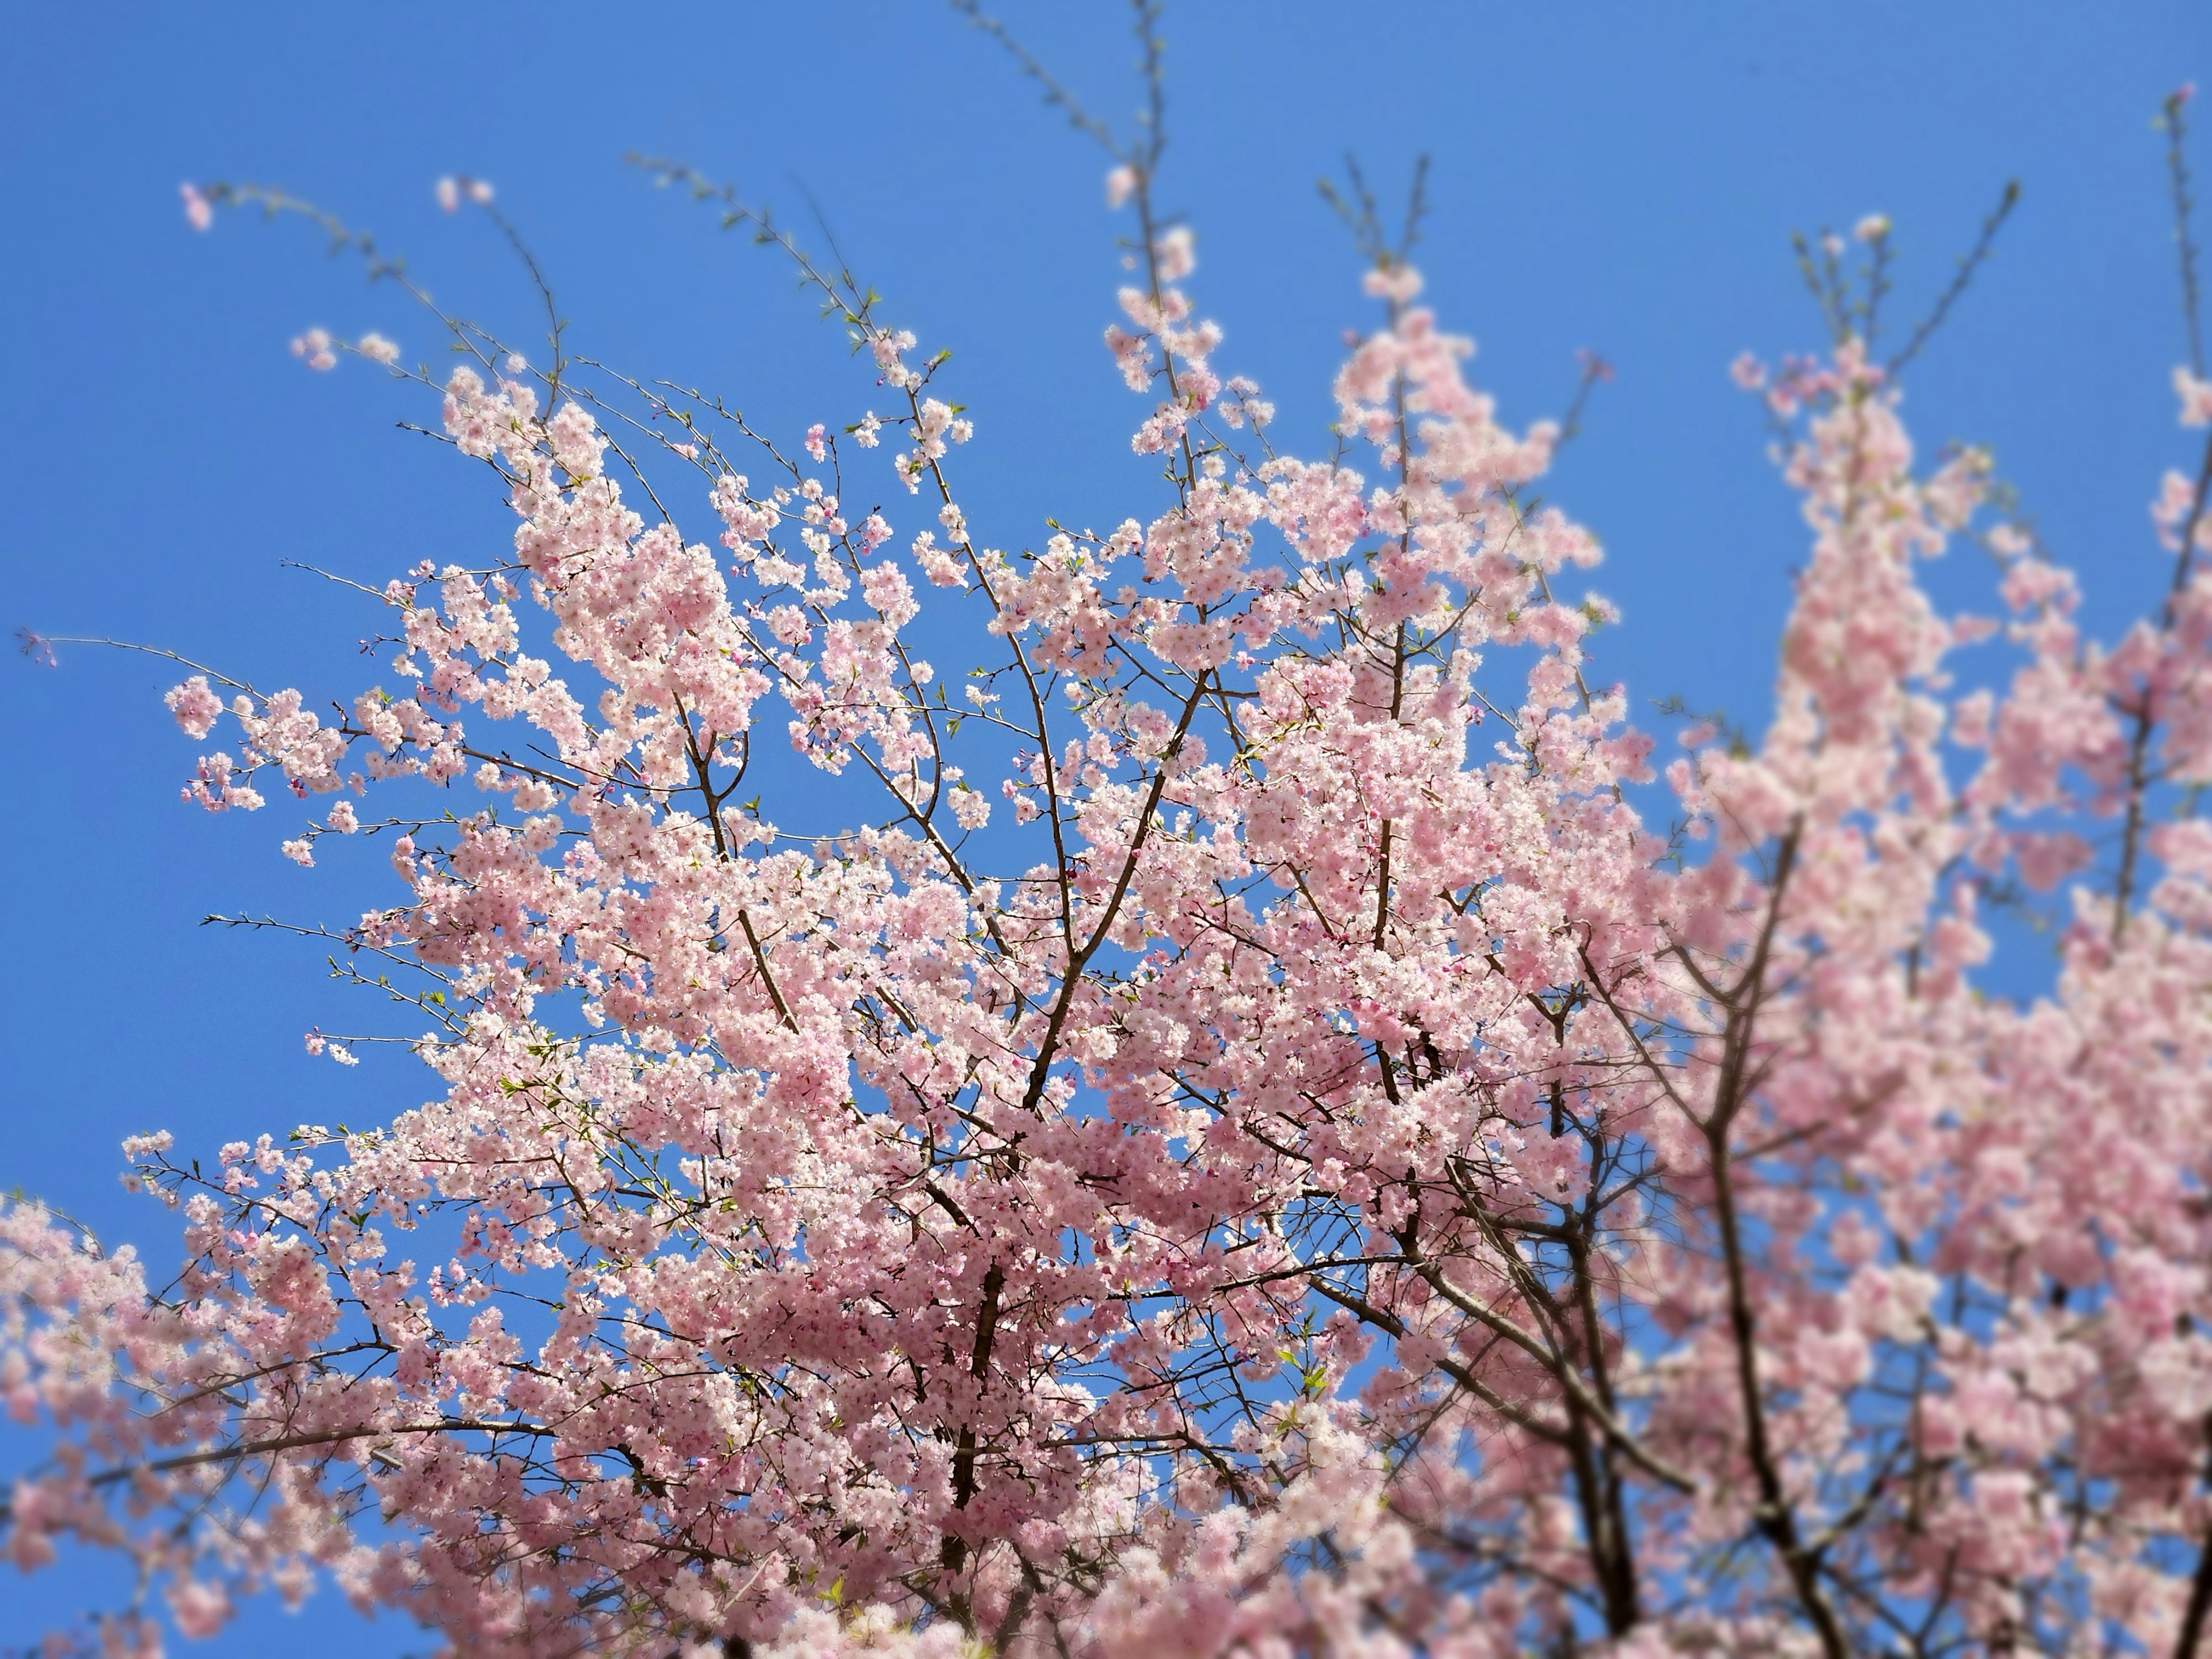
9, 16, 2212, 1657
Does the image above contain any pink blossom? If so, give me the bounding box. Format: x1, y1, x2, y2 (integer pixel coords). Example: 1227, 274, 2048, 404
14, 85, 2212, 1659
434, 174, 492, 213
1360, 263, 1423, 304
164, 675, 222, 738
2176, 364, 2212, 426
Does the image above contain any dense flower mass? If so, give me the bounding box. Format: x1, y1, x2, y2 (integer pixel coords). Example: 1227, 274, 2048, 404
10, 70, 2212, 1659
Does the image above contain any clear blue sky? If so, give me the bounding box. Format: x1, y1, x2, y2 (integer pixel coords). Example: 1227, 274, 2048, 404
2, 3, 2205, 1650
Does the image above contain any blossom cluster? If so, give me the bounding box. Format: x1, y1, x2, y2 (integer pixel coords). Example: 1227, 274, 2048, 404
9, 115, 2212, 1659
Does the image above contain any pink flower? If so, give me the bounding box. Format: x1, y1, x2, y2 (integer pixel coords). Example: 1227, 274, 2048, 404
164, 675, 222, 738
180, 181, 213, 232
168, 1580, 230, 1640
1359, 264, 1424, 305
2176, 365, 2212, 427
434, 175, 493, 212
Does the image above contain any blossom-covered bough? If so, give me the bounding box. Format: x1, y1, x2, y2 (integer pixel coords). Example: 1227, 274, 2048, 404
12, 11, 2212, 1653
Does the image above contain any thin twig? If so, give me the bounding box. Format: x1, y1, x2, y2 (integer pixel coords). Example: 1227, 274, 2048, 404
1884, 179, 2020, 377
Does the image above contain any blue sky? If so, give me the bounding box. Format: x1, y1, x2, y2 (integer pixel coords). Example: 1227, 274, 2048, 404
2, 3, 2205, 1650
